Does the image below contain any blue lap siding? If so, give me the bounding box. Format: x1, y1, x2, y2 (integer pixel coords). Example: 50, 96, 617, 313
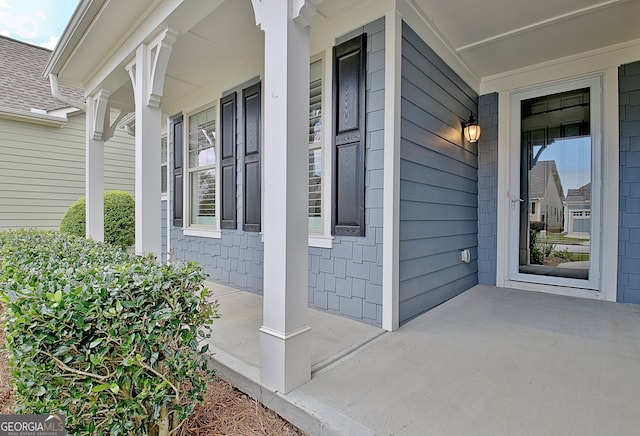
398, 22, 479, 324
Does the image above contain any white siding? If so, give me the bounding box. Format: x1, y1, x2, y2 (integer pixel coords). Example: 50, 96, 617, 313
0, 112, 135, 230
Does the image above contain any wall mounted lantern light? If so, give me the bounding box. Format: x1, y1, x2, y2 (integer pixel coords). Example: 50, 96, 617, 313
463, 112, 481, 143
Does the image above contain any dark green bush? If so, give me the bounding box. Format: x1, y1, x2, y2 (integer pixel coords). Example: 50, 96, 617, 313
0, 230, 218, 435
60, 190, 135, 249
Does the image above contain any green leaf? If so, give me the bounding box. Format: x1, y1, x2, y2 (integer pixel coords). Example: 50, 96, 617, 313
0, 229, 217, 433
89, 338, 103, 349
91, 384, 110, 393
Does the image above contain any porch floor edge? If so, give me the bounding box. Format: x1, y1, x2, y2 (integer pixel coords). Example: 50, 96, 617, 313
206, 348, 377, 436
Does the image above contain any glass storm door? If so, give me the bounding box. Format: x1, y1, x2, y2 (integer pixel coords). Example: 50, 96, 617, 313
509, 77, 601, 290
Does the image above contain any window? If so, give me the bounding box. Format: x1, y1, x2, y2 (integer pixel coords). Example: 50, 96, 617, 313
188, 106, 217, 227
161, 135, 167, 195
531, 202, 536, 214
309, 59, 323, 233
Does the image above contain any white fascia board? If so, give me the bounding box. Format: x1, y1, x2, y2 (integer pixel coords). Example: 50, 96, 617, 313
44, 0, 105, 78
0, 107, 67, 127
47, 107, 83, 118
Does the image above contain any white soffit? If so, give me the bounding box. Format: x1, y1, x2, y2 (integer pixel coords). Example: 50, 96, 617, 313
60, 0, 154, 87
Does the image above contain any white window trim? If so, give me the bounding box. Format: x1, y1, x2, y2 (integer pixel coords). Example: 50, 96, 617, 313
308, 235, 333, 248
184, 228, 222, 239
307, 50, 333, 249
183, 102, 221, 237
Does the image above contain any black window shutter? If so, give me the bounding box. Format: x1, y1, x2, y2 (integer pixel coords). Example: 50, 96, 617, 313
220, 93, 237, 229
243, 83, 261, 232
171, 114, 184, 227
332, 34, 366, 236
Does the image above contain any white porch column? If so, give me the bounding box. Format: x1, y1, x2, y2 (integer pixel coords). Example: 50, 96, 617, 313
85, 93, 104, 242
126, 29, 177, 258
253, 0, 321, 393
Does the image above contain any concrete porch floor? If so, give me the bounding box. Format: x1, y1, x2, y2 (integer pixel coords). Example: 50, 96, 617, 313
204, 283, 640, 435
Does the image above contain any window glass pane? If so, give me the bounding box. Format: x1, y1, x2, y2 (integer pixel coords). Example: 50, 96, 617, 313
519, 88, 591, 280
309, 148, 322, 231
161, 136, 167, 194
188, 105, 216, 227
161, 167, 167, 194
309, 59, 322, 232
190, 169, 216, 226
309, 60, 322, 145
161, 136, 167, 164
189, 107, 216, 168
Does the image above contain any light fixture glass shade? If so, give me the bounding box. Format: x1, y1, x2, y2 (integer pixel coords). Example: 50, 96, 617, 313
463, 113, 481, 143
464, 123, 481, 142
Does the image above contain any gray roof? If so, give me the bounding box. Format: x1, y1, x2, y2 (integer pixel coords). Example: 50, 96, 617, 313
565, 183, 591, 202
529, 160, 564, 199
0, 36, 84, 112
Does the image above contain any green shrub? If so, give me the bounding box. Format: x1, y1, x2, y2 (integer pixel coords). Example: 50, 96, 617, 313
529, 229, 554, 264
0, 230, 218, 435
60, 190, 135, 249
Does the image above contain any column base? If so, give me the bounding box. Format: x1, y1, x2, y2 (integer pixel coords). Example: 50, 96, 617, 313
259, 325, 311, 393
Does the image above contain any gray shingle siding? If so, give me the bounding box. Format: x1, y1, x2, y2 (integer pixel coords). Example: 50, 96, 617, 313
398, 22, 478, 324
477, 93, 498, 285
169, 78, 264, 293
618, 61, 640, 303
168, 19, 385, 327
307, 18, 385, 327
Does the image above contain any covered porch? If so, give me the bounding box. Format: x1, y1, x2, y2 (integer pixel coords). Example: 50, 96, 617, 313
206, 284, 640, 435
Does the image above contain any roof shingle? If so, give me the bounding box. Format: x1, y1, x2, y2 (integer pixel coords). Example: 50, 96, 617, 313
0, 35, 84, 112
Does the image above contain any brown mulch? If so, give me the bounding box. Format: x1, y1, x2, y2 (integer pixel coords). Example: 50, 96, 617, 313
0, 325, 301, 435
0, 325, 11, 415
179, 379, 301, 436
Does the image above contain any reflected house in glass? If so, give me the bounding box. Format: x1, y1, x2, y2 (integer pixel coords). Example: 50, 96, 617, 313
528, 160, 565, 234
564, 183, 591, 238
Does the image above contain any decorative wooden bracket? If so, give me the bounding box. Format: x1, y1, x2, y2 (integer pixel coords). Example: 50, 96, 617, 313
250, 0, 323, 29
91, 89, 132, 142
92, 89, 111, 141
291, 0, 323, 27
126, 27, 178, 109
147, 28, 178, 108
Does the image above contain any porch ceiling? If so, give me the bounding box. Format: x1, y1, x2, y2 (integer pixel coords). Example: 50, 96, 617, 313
49, 0, 261, 110
407, 0, 640, 79
161, 0, 263, 111
51, 0, 640, 101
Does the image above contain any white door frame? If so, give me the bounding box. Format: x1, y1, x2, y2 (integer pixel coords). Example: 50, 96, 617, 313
495, 71, 618, 302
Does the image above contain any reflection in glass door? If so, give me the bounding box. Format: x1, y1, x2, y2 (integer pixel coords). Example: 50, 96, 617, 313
518, 88, 591, 280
